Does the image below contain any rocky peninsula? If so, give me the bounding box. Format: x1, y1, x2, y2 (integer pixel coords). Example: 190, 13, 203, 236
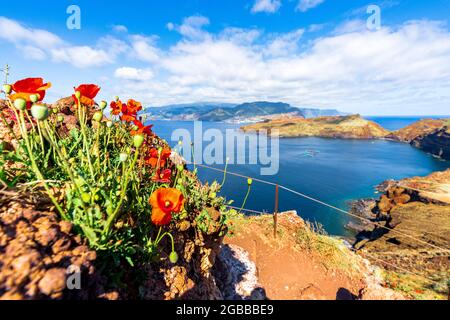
241, 115, 450, 160
241, 115, 390, 139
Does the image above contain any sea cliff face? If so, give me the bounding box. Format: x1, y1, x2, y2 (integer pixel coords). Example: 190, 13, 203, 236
385, 119, 447, 142
411, 127, 450, 160
241, 115, 390, 139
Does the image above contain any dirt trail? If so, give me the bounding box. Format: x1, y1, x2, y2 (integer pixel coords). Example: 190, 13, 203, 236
224, 213, 403, 300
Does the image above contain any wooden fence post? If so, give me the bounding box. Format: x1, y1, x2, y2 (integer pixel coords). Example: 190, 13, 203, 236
274, 184, 279, 238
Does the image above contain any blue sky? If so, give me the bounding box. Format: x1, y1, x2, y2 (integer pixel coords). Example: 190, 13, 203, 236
1, 0, 450, 115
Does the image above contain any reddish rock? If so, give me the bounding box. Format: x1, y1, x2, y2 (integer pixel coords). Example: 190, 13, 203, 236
38, 268, 67, 298
0, 193, 111, 300
59, 221, 73, 234
393, 193, 411, 205
53, 96, 75, 115
378, 195, 393, 213
35, 227, 59, 246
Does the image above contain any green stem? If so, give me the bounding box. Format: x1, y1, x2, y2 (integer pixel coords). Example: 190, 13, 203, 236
36, 120, 45, 155
17, 110, 67, 219
43, 120, 87, 212
103, 148, 139, 234
239, 184, 251, 214
155, 232, 175, 252
154, 226, 162, 244
94, 122, 101, 171
190, 143, 196, 171
220, 158, 229, 188
77, 102, 95, 180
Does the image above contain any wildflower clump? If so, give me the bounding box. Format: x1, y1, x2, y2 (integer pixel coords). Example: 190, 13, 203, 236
0, 76, 233, 291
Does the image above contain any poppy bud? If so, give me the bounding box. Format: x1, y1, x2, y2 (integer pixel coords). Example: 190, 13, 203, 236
100, 100, 107, 110
106, 121, 113, 128
75, 91, 81, 99
92, 111, 103, 122
2, 84, 11, 94
57, 115, 64, 122
132, 125, 139, 131
13, 98, 27, 110
119, 153, 128, 162
81, 192, 91, 203
133, 134, 145, 148
52, 108, 58, 114
114, 96, 119, 101
30, 94, 39, 103
247, 178, 253, 186
31, 104, 49, 121
169, 251, 179, 264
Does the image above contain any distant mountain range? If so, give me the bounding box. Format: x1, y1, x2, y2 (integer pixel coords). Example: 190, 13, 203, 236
143, 101, 347, 122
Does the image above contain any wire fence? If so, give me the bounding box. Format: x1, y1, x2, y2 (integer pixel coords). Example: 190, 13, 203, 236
196, 163, 449, 253
196, 163, 450, 291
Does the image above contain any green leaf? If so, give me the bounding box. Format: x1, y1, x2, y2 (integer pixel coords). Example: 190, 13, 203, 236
80, 224, 98, 245
125, 256, 134, 267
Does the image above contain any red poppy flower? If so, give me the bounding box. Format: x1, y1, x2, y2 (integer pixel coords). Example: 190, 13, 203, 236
152, 169, 172, 183
73, 84, 100, 106
131, 119, 153, 136
145, 147, 171, 168
110, 100, 123, 115
125, 99, 142, 114
10, 78, 51, 106
120, 114, 136, 122
149, 188, 184, 226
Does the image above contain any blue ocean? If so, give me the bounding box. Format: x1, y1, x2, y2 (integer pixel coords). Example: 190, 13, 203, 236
150, 117, 450, 236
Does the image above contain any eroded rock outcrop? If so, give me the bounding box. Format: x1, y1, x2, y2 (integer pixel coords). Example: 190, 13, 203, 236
0, 189, 112, 300
386, 119, 448, 142
411, 127, 450, 160
351, 169, 450, 299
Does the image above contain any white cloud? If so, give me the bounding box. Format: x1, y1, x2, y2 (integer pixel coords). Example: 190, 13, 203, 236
21, 45, 47, 60
112, 24, 128, 33
307, 23, 327, 32
114, 67, 153, 81
264, 29, 304, 57
114, 19, 450, 115
0, 17, 63, 49
167, 15, 211, 41
333, 19, 367, 34
2, 15, 450, 115
0, 16, 124, 67
51, 46, 113, 68
219, 27, 262, 44
251, 0, 282, 13
296, 0, 325, 12
51, 36, 128, 68
130, 35, 160, 63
